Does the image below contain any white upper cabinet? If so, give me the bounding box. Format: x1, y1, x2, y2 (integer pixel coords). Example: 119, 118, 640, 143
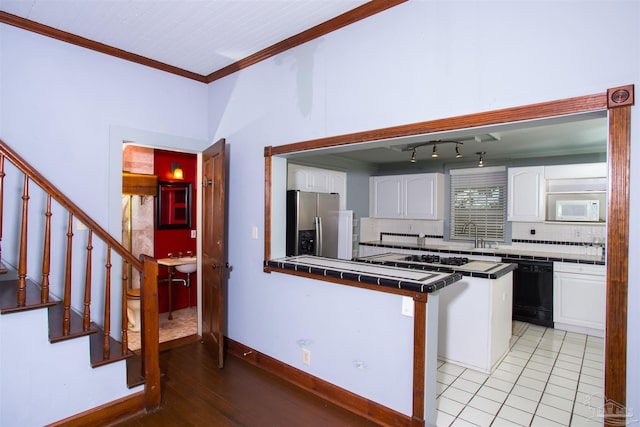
507, 166, 545, 222
544, 162, 607, 180
370, 173, 444, 219
288, 164, 347, 209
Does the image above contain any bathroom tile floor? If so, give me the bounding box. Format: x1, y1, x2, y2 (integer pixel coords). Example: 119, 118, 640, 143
436, 323, 606, 426
127, 307, 198, 351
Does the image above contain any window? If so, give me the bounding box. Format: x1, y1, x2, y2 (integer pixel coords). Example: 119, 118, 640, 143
450, 166, 506, 242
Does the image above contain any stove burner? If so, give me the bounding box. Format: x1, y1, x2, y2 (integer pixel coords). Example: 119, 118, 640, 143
439, 257, 470, 266
404, 254, 440, 263
402, 254, 469, 266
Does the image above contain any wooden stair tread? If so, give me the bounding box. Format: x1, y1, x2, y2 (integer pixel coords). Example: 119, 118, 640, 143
0, 278, 57, 314
0, 262, 8, 274
90, 329, 135, 368
48, 301, 98, 343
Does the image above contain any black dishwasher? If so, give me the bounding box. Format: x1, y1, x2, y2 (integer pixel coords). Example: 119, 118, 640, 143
502, 258, 554, 327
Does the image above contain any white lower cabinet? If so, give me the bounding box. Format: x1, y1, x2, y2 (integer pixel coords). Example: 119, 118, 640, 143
438, 273, 513, 373
553, 262, 605, 337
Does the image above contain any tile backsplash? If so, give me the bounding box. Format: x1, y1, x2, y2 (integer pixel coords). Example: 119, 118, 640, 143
360, 218, 444, 243
360, 217, 606, 257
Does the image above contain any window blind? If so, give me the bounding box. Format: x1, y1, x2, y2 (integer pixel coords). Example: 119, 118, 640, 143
450, 166, 506, 242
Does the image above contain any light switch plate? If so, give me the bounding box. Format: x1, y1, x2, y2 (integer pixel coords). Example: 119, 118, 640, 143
251, 226, 259, 240
190, 229, 196, 238
401, 296, 414, 317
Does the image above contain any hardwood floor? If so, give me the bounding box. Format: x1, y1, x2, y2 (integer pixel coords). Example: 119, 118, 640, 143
116, 341, 381, 427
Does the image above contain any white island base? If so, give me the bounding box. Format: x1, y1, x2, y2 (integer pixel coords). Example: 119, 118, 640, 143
438, 272, 513, 374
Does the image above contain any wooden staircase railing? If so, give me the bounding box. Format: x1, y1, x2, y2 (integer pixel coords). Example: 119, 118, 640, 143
0, 138, 160, 413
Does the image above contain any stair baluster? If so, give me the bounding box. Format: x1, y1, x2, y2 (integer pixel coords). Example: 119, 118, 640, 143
17, 175, 29, 306
0, 154, 5, 273
103, 247, 111, 359
121, 259, 128, 353
0, 139, 160, 414
83, 230, 93, 331
41, 194, 52, 303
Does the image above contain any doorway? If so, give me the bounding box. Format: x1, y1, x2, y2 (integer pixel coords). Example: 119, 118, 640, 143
122, 144, 199, 350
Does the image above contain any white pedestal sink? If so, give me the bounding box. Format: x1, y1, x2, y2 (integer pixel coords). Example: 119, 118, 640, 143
175, 257, 197, 274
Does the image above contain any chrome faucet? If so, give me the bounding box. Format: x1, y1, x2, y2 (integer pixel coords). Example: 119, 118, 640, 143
461, 221, 480, 248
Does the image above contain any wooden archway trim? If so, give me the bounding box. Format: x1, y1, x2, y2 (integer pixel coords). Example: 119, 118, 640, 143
605, 84, 633, 413
264, 85, 633, 417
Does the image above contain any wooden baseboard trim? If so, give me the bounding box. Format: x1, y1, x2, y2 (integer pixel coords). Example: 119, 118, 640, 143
46, 391, 146, 427
226, 338, 412, 427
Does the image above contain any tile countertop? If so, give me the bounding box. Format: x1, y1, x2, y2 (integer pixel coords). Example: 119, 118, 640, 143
265, 255, 463, 294
356, 253, 517, 279
359, 241, 606, 265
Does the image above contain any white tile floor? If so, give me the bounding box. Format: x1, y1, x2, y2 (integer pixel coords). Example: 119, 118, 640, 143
436, 323, 605, 426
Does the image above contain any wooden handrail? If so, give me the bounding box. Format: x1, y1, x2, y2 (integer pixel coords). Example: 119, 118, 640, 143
0, 138, 142, 271
0, 137, 160, 415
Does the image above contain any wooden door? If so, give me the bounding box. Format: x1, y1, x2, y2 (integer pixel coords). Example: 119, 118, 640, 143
201, 138, 227, 368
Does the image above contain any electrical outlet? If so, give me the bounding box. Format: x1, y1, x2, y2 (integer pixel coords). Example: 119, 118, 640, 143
401, 296, 414, 317
302, 349, 311, 366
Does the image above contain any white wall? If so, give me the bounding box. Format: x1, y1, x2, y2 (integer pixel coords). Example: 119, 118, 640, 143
0, 0, 638, 420
0, 23, 209, 422
207, 0, 640, 417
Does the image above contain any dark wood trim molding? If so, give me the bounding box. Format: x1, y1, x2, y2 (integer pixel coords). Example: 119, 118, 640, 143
0, 11, 208, 83
264, 87, 633, 423
411, 299, 427, 426
226, 338, 412, 427
46, 391, 146, 427
605, 90, 632, 416
269, 93, 606, 156
205, 0, 407, 83
0, 1, 406, 84
264, 152, 272, 270
268, 266, 427, 299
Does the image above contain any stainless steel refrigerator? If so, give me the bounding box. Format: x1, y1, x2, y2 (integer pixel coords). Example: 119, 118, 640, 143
286, 190, 340, 258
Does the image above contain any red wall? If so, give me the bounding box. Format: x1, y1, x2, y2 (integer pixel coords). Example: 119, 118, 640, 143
154, 149, 197, 312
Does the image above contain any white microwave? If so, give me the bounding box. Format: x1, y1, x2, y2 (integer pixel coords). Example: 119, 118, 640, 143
556, 200, 600, 222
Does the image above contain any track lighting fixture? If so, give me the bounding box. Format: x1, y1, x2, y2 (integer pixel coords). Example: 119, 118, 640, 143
407, 140, 463, 163
476, 152, 486, 167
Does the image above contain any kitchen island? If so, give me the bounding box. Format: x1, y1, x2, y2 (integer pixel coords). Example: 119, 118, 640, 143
265, 255, 464, 426
358, 252, 516, 374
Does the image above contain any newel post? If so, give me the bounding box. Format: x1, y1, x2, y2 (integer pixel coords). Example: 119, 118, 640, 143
140, 255, 160, 410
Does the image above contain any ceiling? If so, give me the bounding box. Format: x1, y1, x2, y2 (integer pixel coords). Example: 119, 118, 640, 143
285, 112, 609, 167
0, 1, 608, 165
0, 0, 370, 77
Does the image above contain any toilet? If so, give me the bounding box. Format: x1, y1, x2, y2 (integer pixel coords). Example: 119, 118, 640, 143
126, 288, 142, 332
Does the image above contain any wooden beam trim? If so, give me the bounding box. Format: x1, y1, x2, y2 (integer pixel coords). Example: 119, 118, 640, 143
1, 1, 406, 84
264, 155, 272, 266
270, 93, 607, 155
412, 299, 426, 426
45, 391, 145, 427
206, 0, 407, 83
0, 11, 208, 83
268, 266, 428, 299
227, 338, 412, 427
605, 105, 630, 412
